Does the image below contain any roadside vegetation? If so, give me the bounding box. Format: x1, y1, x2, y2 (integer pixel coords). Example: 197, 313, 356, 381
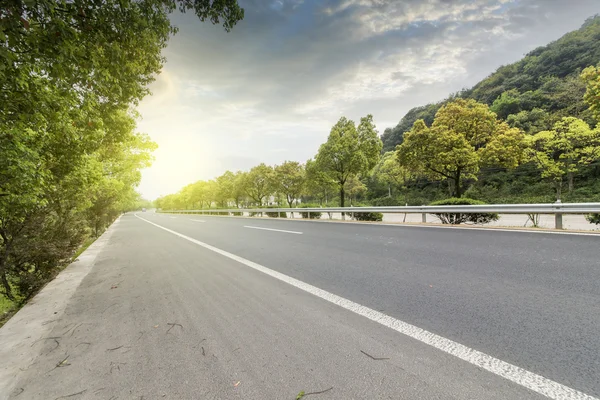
0, 1, 244, 321
156, 18, 600, 225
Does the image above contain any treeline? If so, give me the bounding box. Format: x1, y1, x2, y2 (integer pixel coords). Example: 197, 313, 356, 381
0, 1, 243, 307
157, 73, 600, 214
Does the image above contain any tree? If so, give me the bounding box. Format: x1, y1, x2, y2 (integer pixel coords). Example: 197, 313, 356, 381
273, 161, 306, 208
216, 171, 236, 207
397, 99, 527, 197
371, 152, 411, 198
305, 159, 336, 205
529, 117, 600, 199
231, 171, 247, 207
315, 115, 382, 208
490, 89, 522, 119
581, 64, 600, 121
0, 0, 243, 302
243, 164, 273, 205
344, 176, 367, 206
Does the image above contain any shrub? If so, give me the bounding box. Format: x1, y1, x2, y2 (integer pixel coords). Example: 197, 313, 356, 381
430, 198, 499, 225
371, 197, 399, 207
265, 206, 287, 218
231, 211, 242, 216
298, 204, 322, 219
587, 214, 600, 225
353, 212, 383, 221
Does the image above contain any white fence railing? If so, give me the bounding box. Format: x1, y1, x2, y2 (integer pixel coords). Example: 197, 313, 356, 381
157, 202, 600, 230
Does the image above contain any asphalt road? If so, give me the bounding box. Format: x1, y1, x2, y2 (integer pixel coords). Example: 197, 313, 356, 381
8, 213, 600, 399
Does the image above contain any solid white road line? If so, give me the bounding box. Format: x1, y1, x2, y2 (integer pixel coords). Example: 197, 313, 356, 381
243, 225, 303, 235
191, 219, 206, 223
135, 214, 597, 400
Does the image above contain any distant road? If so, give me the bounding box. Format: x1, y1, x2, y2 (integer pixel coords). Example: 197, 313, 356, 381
8, 213, 600, 399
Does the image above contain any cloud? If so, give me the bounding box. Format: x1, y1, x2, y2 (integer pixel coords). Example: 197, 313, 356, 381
137, 0, 600, 199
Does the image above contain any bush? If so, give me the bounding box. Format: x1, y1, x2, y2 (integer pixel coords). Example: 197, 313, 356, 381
370, 197, 399, 207
430, 198, 499, 225
298, 204, 322, 219
353, 212, 383, 221
231, 211, 242, 216
587, 214, 600, 225
266, 206, 287, 218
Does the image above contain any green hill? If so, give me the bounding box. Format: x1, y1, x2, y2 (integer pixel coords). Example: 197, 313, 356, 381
381, 15, 600, 152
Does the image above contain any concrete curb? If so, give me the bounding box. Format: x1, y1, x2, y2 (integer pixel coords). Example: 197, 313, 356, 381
0, 217, 121, 400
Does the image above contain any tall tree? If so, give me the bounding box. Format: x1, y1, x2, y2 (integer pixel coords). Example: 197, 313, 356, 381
273, 161, 306, 208
397, 99, 527, 197
243, 164, 273, 206
529, 117, 600, 199
315, 115, 382, 207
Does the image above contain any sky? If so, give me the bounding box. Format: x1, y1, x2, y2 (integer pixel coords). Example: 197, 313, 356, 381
136, 0, 600, 200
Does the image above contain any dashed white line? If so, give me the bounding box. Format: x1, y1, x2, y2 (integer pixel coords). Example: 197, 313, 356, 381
243, 225, 303, 235
191, 219, 206, 223
135, 213, 596, 400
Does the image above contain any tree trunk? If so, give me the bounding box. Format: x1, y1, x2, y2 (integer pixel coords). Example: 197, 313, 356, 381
454, 169, 462, 198
568, 172, 574, 193
388, 185, 391, 198
556, 180, 562, 201
340, 185, 345, 218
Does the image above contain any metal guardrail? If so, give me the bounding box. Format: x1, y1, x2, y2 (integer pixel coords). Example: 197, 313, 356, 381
158, 202, 600, 230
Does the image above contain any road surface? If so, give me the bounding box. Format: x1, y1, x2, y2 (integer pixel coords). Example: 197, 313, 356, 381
5, 213, 600, 399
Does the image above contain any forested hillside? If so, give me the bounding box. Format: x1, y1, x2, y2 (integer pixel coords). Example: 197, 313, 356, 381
381, 15, 600, 151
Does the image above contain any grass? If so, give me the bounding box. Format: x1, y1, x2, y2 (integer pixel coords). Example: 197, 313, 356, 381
72, 236, 97, 261
0, 293, 18, 328
0, 235, 98, 328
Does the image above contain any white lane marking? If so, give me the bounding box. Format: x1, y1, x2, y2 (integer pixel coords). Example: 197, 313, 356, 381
135, 214, 595, 400
243, 225, 303, 235
191, 219, 206, 223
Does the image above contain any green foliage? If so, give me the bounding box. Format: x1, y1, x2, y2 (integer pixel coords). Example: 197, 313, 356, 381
299, 204, 322, 219
244, 164, 274, 206
265, 206, 287, 218
587, 214, 600, 225
397, 99, 527, 198
370, 196, 400, 206
430, 198, 500, 225
274, 161, 306, 208
581, 64, 600, 121
315, 115, 382, 207
353, 212, 383, 222
528, 117, 600, 199
0, 0, 243, 303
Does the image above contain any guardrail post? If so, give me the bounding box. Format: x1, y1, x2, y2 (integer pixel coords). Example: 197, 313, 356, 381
308, 211, 311, 219
278, 211, 281, 218
554, 200, 563, 230
421, 206, 426, 223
